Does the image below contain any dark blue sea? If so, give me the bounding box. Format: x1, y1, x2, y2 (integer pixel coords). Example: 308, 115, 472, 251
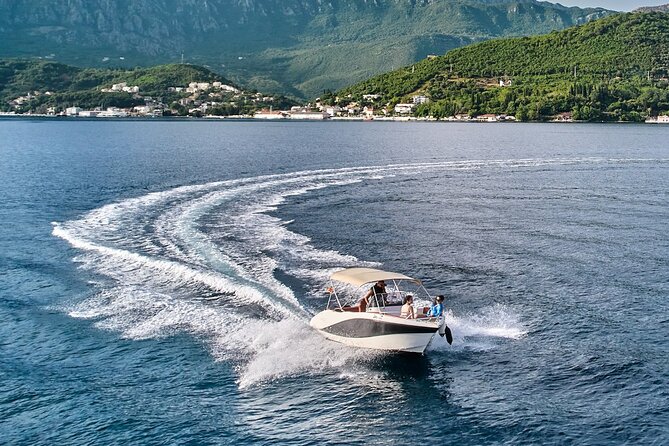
1, 119, 668, 445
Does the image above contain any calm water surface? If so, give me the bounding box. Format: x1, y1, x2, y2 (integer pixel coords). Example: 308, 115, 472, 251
1, 120, 668, 445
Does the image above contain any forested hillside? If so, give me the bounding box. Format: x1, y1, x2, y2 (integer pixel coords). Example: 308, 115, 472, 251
336, 12, 669, 121
0, 60, 295, 115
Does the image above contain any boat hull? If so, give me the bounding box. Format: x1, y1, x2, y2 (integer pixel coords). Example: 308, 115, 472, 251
310, 310, 439, 354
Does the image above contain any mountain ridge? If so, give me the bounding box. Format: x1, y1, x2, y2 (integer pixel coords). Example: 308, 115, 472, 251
0, 0, 613, 98
635, 4, 669, 13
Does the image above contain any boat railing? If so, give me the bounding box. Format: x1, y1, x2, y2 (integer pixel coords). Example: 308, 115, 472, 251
368, 305, 440, 321
325, 278, 435, 315
326, 281, 345, 310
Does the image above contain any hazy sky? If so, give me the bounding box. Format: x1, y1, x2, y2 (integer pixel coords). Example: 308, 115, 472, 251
554, 1, 667, 11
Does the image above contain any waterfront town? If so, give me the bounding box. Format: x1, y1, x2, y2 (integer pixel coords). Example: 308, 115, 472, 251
1, 78, 498, 121
3, 77, 669, 123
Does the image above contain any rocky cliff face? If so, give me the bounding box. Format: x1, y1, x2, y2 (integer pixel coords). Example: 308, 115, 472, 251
635, 4, 669, 13
0, 0, 613, 97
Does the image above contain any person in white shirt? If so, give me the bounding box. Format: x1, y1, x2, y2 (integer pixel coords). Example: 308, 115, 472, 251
400, 294, 415, 319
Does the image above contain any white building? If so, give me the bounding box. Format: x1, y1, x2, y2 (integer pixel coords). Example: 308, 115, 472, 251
105, 83, 139, 93
254, 110, 287, 119
476, 114, 498, 122
78, 110, 101, 117
65, 107, 82, 116
362, 106, 375, 119
185, 82, 217, 93
394, 103, 415, 114
646, 115, 669, 124
133, 105, 154, 115
324, 106, 342, 117
289, 111, 329, 120
412, 95, 429, 104
97, 107, 128, 118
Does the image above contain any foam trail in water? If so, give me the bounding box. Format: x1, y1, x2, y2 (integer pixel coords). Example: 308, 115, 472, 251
53, 158, 657, 386
226, 319, 381, 389
428, 304, 528, 352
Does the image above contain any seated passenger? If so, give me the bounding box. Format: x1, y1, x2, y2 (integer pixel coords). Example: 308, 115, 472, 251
427, 295, 445, 317
400, 295, 415, 319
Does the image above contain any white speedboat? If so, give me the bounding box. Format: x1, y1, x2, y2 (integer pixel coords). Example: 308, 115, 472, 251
310, 267, 452, 354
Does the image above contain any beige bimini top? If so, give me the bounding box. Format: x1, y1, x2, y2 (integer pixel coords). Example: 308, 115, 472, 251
330, 267, 420, 287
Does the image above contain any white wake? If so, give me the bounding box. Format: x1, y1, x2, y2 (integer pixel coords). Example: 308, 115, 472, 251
52, 158, 650, 387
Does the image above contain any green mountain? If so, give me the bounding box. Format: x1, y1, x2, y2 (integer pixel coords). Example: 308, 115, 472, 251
336, 12, 669, 121
0, 60, 296, 115
0, 0, 612, 98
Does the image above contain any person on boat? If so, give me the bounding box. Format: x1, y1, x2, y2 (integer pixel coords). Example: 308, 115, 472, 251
427, 295, 445, 317
342, 295, 368, 312
400, 294, 415, 319
363, 280, 388, 307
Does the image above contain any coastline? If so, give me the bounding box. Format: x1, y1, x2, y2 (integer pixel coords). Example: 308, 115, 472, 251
1, 113, 665, 124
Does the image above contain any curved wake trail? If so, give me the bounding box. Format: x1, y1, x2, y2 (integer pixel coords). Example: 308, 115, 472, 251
52, 157, 660, 387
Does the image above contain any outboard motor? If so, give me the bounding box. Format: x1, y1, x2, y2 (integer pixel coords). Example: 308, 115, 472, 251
438, 319, 446, 337
438, 319, 453, 345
